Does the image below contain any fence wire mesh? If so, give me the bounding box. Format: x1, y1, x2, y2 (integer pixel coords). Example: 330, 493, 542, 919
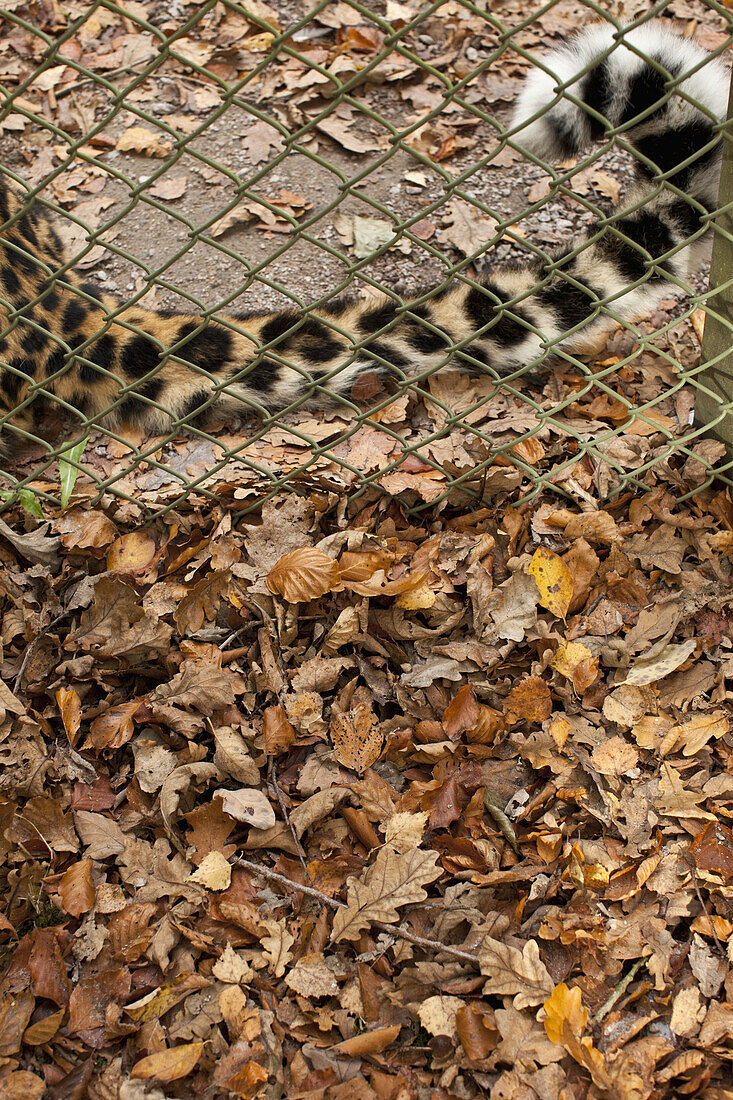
0, 0, 732, 519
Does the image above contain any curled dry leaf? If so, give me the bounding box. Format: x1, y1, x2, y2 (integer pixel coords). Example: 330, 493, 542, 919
331, 1024, 401, 1056
131, 1042, 204, 1082
266, 547, 340, 603
56, 685, 81, 745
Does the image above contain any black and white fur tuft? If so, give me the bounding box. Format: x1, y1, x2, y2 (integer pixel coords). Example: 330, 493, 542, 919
513, 22, 727, 210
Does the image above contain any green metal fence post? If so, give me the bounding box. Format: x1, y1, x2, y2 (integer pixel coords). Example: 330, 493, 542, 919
696, 67, 733, 446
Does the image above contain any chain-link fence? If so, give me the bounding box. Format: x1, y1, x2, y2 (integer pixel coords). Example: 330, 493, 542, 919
1, 0, 732, 519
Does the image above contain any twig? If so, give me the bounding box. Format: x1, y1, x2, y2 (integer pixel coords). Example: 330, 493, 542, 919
14, 610, 71, 692
237, 856, 480, 967
591, 959, 644, 1026
686, 855, 728, 962
268, 758, 312, 885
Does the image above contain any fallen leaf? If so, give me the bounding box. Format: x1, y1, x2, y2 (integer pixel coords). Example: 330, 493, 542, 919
528, 548, 573, 620
330, 704, 383, 774
267, 547, 340, 602
131, 1042, 204, 1082
331, 846, 442, 942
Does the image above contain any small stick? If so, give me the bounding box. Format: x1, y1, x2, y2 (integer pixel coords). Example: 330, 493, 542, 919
591, 959, 644, 1026
268, 758, 312, 885
237, 856, 479, 967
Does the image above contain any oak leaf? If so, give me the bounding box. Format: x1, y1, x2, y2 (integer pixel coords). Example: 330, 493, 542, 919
331, 845, 442, 942
543, 983, 612, 1090
478, 937, 553, 1009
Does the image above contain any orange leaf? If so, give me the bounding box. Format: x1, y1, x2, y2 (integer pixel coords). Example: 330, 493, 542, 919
263, 704, 296, 755
544, 983, 612, 1090
503, 676, 552, 724
89, 699, 140, 750
266, 547, 340, 603
510, 437, 545, 465
131, 1042, 204, 1082
58, 858, 95, 918
456, 1004, 499, 1060
442, 685, 480, 740
331, 1024, 401, 1056
226, 1060, 269, 1097
56, 686, 81, 746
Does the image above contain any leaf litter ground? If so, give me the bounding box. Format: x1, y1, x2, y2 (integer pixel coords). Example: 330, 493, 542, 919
2, 0, 733, 1098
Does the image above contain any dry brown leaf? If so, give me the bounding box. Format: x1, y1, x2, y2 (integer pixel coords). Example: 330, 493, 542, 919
503, 676, 552, 724
131, 1042, 204, 1081
117, 125, 173, 157
478, 937, 554, 1009
330, 704, 383, 774
58, 858, 95, 917
267, 547, 340, 603
331, 846, 442, 942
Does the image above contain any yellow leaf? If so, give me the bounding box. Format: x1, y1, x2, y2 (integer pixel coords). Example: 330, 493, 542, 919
544, 984, 612, 1090
107, 530, 158, 574
266, 547, 340, 603
544, 982, 587, 1046
131, 1042, 204, 1082
551, 641, 598, 690
126, 973, 205, 1022
188, 851, 232, 891
528, 548, 573, 619
330, 704, 383, 774
660, 710, 729, 757
548, 715, 571, 751
396, 580, 436, 609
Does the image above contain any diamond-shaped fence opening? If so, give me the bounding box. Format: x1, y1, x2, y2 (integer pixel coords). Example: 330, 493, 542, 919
0, 0, 732, 519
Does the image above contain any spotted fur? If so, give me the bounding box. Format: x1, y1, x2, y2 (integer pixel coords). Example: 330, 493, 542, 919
0, 23, 725, 454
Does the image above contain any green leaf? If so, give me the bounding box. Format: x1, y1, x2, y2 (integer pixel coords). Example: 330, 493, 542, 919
0, 488, 44, 519
59, 437, 88, 509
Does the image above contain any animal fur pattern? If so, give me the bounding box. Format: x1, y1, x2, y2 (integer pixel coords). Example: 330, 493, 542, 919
0, 22, 727, 454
